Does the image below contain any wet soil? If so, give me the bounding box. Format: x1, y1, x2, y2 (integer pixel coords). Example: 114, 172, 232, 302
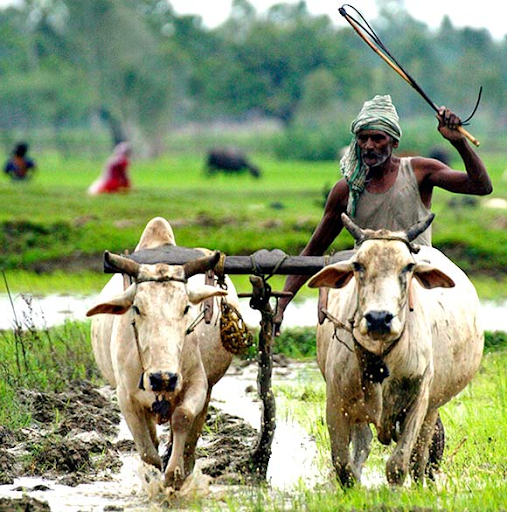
0, 381, 123, 487
0, 368, 265, 510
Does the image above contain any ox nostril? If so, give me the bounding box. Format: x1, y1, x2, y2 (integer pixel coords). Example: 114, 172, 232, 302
149, 372, 178, 392
149, 373, 163, 392
365, 311, 394, 334
167, 373, 178, 391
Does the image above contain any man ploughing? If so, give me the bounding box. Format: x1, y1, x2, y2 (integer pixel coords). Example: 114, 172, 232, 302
274, 94, 492, 334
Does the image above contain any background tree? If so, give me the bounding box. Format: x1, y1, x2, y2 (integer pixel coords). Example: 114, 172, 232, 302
0, 0, 504, 158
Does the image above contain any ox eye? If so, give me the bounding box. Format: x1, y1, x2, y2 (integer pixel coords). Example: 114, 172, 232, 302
132, 305, 141, 315
403, 263, 416, 274
183, 304, 191, 315
352, 262, 365, 273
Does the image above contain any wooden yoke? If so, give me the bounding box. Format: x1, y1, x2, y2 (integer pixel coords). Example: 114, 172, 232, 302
104, 246, 356, 277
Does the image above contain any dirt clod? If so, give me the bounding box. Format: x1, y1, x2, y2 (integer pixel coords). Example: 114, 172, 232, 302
0, 496, 50, 511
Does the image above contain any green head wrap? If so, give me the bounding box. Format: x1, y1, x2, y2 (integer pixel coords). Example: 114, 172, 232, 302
340, 94, 402, 217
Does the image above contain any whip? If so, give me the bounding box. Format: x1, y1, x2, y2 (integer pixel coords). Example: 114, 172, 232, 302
339, 4, 482, 146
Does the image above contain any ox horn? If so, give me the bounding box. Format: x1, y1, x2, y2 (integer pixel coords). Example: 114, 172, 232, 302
341, 213, 366, 243
183, 251, 221, 279
105, 250, 141, 278
405, 213, 435, 242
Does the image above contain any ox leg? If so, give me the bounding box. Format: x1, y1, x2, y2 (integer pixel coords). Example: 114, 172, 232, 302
410, 408, 439, 483
386, 382, 430, 486
119, 394, 161, 469
164, 383, 207, 489
145, 410, 159, 449
165, 405, 193, 489
351, 423, 373, 480
327, 399, 356, 487
427, 413, 445, 480
161, 429, 174, 472
183, 391, 212, 475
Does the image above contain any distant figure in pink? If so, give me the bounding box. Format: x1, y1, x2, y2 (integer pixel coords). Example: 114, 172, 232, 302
88, 142, 132, 195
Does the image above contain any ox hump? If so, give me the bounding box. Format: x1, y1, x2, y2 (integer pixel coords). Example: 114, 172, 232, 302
136, 217, 176, 250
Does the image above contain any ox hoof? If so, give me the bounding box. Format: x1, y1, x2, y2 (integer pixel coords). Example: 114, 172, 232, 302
336, 465, 357, 488
165, 466, 185, 490
386, 457, 407, 486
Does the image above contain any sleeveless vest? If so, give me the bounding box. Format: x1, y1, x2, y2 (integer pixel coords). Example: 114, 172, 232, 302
353, 157, 432, 246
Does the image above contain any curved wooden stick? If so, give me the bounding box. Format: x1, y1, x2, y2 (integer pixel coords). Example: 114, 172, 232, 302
342, 9, 480, 147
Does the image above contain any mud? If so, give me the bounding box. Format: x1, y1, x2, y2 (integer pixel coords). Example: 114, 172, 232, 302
196, 406, 260, 484
0, 495, 51, 511
0, 382, 122, 488
0, 366, 275, 510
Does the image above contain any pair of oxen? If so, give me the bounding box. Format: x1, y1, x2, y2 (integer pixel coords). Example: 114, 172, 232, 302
87, 214, 483, 488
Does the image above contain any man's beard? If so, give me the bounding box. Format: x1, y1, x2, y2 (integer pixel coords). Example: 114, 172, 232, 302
362, 150, 390, 168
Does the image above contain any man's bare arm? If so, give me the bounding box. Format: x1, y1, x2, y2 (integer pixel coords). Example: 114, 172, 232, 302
414, 107, 492, 199
274, 180, 349, 333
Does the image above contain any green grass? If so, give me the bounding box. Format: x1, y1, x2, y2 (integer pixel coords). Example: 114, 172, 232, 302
2, 150, 507, 299
201, 348, 507, 511
0, 320, 100, 428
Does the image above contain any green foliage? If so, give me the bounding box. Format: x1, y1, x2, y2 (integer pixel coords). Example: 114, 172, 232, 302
0, 1, 505, 154
485, 330, 507, 352
273, 327, 316, 358
273, 122, 351, 161
0, 319, 100, 428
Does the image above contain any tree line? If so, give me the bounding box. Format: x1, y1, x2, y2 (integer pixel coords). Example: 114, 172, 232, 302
0, 0, 505, 157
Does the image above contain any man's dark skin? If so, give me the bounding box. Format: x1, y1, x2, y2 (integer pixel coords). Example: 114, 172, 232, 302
274, 106, 493, 335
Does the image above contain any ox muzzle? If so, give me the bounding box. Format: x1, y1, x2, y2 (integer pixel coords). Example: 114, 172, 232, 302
139, 371, 179, 392
364, 310, 395, 335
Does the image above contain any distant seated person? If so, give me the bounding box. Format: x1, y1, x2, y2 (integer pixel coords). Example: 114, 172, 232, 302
4, 142, 36, 181
88, 142, 132, 196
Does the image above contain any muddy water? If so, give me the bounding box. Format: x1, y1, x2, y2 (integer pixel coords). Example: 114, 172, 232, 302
0, 362, 323, 511
1, 293, 507, 332
212, 362, 321, 489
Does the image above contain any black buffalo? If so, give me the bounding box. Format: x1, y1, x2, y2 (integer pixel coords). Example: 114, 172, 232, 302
205, 149, 261, 178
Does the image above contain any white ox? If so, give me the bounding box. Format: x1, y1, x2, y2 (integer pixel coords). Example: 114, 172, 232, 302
308, 213, 483, 486
86, 217, 237, 488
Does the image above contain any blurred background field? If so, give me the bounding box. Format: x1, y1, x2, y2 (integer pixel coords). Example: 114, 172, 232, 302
1, 143, 507, 301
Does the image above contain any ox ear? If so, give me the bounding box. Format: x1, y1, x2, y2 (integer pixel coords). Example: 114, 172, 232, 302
86, 284, 137, 316
414, 262, 455, 289
308, 262, 354, 289
187, 285, 228, 305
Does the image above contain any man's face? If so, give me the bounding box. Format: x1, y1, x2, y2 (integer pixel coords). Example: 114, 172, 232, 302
357, 129, 398, 168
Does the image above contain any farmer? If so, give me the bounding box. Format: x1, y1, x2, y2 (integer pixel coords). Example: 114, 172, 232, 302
274, 94, 492, 334
88, 141, 132, 196
4, 142, 36, 181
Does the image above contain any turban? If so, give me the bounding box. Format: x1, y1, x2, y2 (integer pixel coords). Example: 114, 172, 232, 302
340, 95, 402, 217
